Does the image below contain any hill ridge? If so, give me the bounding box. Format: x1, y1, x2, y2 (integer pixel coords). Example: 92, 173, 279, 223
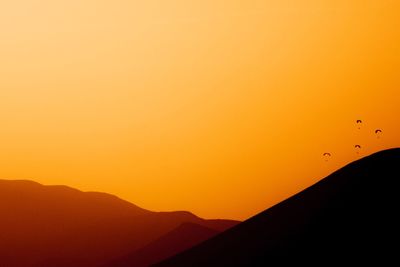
155, 148, 400, 266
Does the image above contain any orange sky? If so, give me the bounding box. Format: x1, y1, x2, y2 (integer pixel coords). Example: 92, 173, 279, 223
0, 0, 399, 220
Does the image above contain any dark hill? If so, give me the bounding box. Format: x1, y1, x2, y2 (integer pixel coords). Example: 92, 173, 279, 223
155, 148, 400, 266
106, 223, 219, 267
0, 180, 238, 267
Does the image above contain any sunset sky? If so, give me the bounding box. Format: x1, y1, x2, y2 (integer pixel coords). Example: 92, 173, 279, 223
0, 0, 399, 220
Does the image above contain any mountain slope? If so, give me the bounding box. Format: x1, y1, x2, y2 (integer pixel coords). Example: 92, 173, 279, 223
106, 223, 219, 267
155, 148, 400, 266
0, 180, 238, 267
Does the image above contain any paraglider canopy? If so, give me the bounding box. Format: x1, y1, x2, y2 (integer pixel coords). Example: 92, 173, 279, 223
323, 153, 331, 161
375, 129, 382, 138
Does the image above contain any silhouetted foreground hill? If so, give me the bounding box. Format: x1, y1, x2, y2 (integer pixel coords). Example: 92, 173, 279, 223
155, 148, 400, 266
0, 180, 238, 267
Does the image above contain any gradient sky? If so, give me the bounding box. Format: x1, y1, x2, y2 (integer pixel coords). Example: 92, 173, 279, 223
0, 0, 399, 220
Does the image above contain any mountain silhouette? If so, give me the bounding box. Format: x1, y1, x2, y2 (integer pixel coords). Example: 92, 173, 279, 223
105, 223, 219, 267
0, 180, 238, 267
154, 148, 399, 266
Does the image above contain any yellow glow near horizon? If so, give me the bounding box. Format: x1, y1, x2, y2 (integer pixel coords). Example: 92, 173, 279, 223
0, 0, 399, 220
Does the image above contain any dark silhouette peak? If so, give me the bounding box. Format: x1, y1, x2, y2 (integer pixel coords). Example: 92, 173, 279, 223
156, 210, 201, 220
171, 222, 218, 236
158, 210, 199, 217
155, 148, 400, 266
104, 222, 219, 267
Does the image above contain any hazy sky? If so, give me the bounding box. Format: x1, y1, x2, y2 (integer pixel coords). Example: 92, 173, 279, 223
0, 0, 399, 220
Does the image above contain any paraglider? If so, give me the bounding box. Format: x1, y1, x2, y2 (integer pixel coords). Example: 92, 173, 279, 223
355, 145, 361, 154
323, 153, 331, 161
375, 129, 382, 138
356, 120, 363, 129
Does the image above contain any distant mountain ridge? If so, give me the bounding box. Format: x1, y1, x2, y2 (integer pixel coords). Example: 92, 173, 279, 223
155, 148, 400, 266
0, 179, 238, 267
